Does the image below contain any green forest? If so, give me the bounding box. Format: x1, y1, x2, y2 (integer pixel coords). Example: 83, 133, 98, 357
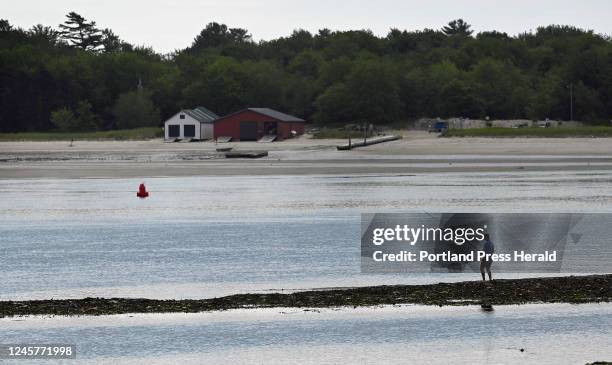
1, 14, 611, 133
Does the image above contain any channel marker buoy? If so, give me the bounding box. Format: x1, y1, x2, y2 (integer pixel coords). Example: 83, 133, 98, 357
137, 183, 149, 198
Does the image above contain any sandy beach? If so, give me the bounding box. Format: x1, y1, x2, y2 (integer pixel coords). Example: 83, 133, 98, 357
1, 132, 612, 178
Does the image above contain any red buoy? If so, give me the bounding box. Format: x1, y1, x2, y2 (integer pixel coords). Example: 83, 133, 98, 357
137, 183, 149, 198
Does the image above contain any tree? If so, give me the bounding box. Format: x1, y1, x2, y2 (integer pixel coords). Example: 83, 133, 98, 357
442, 19, 473, 37
75, 100, 102, 130
189, 22, 251, 53
469, 58, 531, 118
3, 15, 612, 132
439, 79, 481, 118
51, 107, 77, 131
573, 81, 606, 122
313, 83, 353, 124
288, 50, 323, 79
344, 60, 402, 124
0, 19, 13, 32
526, 69, 564, 120
101, 28, 121, 52
50, 102, 100, 131
28, 24, 60, 45
112, 88, 160, 129
58, 12, 103, 51
315, 59, 402, 124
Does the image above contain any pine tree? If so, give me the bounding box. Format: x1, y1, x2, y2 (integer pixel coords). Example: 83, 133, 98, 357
58, 12, 103, 51
101, 28, 122, 52
0, 19, 12, 32
442, 19, 473, 36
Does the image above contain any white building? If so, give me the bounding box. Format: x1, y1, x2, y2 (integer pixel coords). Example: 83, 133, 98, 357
164, 107, 219, 140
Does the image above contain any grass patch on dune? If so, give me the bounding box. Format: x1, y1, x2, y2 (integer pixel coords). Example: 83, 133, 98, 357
0, 127, 163, 141
443, 126, 612, 138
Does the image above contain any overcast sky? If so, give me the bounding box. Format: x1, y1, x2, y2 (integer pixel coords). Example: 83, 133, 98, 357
4, 0, 612, 53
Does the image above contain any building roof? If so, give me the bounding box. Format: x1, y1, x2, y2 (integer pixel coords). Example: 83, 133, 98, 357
215, 108, 305, 123
247, 108, 305, 122
183, 106, 219, 123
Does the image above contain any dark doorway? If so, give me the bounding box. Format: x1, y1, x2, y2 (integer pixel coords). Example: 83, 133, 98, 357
183, 124, 196, 137
168, 125, 180, 137
240, 121, 258, 140
263, 122, 278, 136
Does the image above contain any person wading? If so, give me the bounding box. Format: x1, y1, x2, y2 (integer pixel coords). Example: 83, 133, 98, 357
480, 233, 494, 282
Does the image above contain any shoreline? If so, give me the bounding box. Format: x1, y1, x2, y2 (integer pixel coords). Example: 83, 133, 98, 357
2, 136, 612, 178
3, 162, 612, 179
1, 275, 609, 317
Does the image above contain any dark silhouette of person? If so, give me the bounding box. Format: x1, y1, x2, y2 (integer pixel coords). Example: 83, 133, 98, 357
480, 233, 494, 281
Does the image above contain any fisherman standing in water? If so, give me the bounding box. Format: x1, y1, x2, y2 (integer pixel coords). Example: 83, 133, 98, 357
480, 233, 494, 281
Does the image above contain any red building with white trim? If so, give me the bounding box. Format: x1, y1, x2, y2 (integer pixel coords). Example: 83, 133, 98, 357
213, 108, 305, 141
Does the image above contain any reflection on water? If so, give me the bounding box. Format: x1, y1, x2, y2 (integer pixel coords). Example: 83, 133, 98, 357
1, 171, 611, 364
1, 303, 610, 364
1, 171, 611, 299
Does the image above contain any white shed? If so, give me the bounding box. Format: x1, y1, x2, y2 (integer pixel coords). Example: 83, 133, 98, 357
164, 107, 219, 140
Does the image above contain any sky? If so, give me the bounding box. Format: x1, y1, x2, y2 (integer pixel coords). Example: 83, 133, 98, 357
4, 0, 612, 53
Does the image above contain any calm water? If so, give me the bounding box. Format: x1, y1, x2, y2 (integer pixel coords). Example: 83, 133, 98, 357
1, 303, 610, 364
1, 171, 611, 300
1, 171, 611, 364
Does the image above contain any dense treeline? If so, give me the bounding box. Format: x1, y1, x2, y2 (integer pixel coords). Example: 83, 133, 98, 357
1, 14, 611, 132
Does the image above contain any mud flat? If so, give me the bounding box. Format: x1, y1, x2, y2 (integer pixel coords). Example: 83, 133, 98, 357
0, 275, 609, 317
1, 135, 612, 178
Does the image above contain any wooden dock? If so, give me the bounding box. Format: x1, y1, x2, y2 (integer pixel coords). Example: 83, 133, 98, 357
225, 151, 268, 158
337, 135, 401, 150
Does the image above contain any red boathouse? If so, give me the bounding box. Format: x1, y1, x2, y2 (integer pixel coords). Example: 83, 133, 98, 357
213, 108, 305, 141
